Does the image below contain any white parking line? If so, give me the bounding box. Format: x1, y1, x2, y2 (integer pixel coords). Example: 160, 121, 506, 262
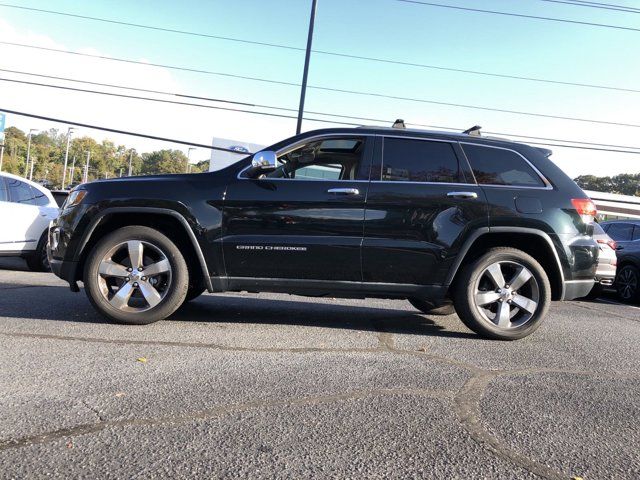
597, 298, 640, 310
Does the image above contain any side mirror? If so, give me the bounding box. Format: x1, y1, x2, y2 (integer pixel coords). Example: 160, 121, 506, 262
245, 150, 277, 178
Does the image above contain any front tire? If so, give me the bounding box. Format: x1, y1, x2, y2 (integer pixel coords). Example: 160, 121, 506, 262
84, 226, 189, 324
453, 248, 551, 340
25, 230, 51, 272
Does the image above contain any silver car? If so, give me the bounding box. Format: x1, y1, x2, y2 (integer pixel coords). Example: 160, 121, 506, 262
586, 223, 617, 298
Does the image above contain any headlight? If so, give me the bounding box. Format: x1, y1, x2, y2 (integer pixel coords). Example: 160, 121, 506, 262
64, 189, 88, 208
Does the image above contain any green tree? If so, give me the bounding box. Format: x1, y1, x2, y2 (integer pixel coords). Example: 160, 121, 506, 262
140, 150, 188, 175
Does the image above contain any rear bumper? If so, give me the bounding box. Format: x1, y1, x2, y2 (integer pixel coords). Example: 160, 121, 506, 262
562, 279, 596, 300
595, 263, 616, 286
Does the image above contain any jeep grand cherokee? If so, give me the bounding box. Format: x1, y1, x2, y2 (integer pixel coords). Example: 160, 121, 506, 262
48, 127, 599, 340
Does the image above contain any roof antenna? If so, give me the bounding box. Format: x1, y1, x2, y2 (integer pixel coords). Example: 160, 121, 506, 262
392, 119, 406, 129
463, 125, 482, 136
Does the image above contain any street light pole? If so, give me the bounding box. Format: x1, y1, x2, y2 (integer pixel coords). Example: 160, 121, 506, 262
83, 150, 90, 183
29, 156, 35, 180
0, 143, 4, 172
186, 147, 195, 173
69, 155, 76, 187
128, 150, 133, 176
296, 0, 318, 135
24, 129, 37, 178
61, 127, 75, 189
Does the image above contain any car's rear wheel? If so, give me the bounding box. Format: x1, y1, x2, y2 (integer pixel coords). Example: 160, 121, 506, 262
453, 248, 551, 340
408, 298, 455, 316
616, 265, 640, 303
25, 230, 51, 272
84, 226, 188, 324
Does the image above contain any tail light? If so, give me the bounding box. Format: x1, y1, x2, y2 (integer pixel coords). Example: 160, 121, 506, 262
571, 198, 597, 223
596, 238, 617, 250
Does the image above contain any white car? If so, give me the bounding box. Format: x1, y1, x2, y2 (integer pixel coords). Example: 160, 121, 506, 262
0, 172, 59, 271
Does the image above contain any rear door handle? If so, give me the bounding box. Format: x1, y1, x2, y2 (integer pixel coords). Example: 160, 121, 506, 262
447, 191, 478, 199
327, 188, 360, 195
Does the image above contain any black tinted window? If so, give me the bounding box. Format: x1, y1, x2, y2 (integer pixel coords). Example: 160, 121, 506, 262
606, 223, 633, 242
633, 226, 640, 241
7, 178, 36, 205
0, 178, 7, 202
463, 144, 544, 187
382, 138, 461, 183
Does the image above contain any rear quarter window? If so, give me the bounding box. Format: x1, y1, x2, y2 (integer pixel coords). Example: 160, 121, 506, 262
462, 144, 545, 187
606, 223, 633, 242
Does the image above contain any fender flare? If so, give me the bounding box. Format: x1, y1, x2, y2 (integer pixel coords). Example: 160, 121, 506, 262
75, 207, 213, 292
445, 226, 565, 298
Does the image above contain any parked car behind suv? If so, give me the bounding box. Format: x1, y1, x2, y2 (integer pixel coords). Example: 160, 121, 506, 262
48, 127, 599, 340
601, 219, 640, 302
0, 171, 59, 271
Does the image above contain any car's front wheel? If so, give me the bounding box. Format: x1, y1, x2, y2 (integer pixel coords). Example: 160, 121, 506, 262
84, 226, 189, 324
616, 264, 640, 303
453, 248, 551, 340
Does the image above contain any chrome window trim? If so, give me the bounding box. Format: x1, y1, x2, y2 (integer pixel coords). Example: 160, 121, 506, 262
459, 141, 553, 190
237, 133, 375, 181
379, 134, 474, 186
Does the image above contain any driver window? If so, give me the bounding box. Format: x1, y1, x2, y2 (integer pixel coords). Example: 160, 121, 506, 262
267, 137, 367, 181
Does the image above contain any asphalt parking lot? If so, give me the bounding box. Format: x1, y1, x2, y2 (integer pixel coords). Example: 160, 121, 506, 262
0, 258, 638, 479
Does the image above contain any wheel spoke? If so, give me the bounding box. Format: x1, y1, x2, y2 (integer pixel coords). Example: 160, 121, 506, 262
509, 267, 532, 291
110, 282, 134, 309
99, 259, 129, 277
512, 294, 538, 314
486, 263, 505, 288
127, 241, 144, 269
475, 291, 501, 306
138, 281, 162, 308
143, 259, 170, 276
496, 301, 511, 328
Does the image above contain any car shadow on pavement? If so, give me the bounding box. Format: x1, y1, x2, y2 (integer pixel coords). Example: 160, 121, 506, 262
0, 285, 477, 339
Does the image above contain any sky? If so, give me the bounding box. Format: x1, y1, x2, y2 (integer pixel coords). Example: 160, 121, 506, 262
0, 0, 639, 175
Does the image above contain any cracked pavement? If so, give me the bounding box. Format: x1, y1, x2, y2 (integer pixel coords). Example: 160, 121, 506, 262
0, 258, 639, 479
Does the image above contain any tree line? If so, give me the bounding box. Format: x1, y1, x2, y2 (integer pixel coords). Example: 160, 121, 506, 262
574, 174, 640, 197
0, 126, 209, 188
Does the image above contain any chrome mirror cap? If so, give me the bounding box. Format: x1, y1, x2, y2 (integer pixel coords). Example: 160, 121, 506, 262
251, 151, 277, 169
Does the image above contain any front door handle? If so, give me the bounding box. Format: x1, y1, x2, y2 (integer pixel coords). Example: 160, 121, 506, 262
328, 188, 360, 195
447, 191, 478, 199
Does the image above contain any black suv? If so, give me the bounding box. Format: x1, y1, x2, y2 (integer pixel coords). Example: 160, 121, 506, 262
600, 220, 640, 302
48, 127, 599, 340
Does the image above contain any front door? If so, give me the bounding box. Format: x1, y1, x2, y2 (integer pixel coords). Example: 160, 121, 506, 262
362, 135, 488, 285
222, 135, 374, 281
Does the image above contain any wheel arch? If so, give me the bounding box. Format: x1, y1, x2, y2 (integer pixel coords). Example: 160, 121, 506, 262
447, 227, 565, 301
74, 207, 212, 291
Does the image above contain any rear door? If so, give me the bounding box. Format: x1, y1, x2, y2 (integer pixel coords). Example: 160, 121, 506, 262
222, 135, 373, 281
362, 135, 487, 285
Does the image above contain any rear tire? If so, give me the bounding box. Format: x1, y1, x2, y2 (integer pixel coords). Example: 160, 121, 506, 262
84, 226, 189, 325
616, 265, 640, 303
408, 299, 455, 316
25, 230, 50, 272
453, 247, 551, 340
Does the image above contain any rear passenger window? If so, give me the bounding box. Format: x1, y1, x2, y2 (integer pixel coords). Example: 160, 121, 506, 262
7, 178, 36, 205
607, 223, 633, 242
462, 144, 545, 187
633, 227, 640, 241
0, 178, 8, 202
382, 138, 462, 183
31, 186, 50, 206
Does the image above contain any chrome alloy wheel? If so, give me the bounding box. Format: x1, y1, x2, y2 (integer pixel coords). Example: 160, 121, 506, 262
97, 240, 172, 312
617, 267, 638, 301
473, 261, 540, 329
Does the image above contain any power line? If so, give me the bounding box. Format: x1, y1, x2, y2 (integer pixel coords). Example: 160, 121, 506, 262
4, 67, 640, 152
568, 0, 640, 12
394, 0, 640, 32
3, 107, 640, 156
535, 0, 640, 12
3, 41, 639, 129
0, 4, 638, 94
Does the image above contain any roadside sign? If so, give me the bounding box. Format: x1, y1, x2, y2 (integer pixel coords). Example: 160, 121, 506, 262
0, 113, 5, 144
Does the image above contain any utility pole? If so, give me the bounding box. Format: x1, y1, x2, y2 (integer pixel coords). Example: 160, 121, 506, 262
186, 147, 195, 173
83, 150, 90, 183
296, 0, 318, 135
61, 127, 75, 189
0, 143, 4, 171
128, 150, 133, 176
24, 129, 37, 178
69, 156, 76, 188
